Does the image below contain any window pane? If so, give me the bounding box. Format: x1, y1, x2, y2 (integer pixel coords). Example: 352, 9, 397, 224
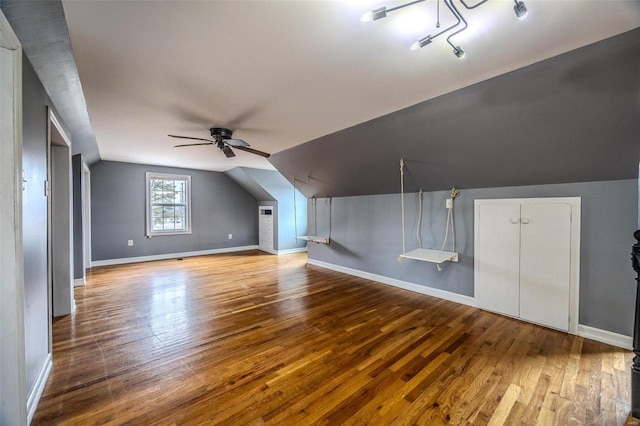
147, 174, 190, 235
174, 191, 185, 204
175, 206, 186, 230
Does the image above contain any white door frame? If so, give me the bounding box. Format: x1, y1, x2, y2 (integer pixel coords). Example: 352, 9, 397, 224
83, 161, 91, 271
0, 10, 26, 425
49, 109, 74, 315
474, 197, 581, 334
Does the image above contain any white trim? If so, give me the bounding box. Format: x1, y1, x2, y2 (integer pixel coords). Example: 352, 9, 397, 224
578, 324, 632, 350
259, 246, 308, 255
276, 247, 308, 255
91, 245, 259, 267
0, 11, 27, 426
474, 197, 581, 335
145, 172, 192, 237
26, 353, 52, 424
83, 161, 92, 270
307, 258, 476, 307
49, 108, 75, 316
49, 111, 71, 147
74, 278, 86, 287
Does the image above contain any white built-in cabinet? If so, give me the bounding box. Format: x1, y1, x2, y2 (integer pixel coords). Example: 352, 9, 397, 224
258, 206, 274, 253
474, 198, 581, 333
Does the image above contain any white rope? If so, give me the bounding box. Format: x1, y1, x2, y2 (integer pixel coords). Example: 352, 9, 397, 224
325, 197, 331, 238
439, 204, 452, 252
416, 189, 423, 249
436, 187, 459, 271
400, 159, 406, 256
293, 177, 298, 240
439, 186, 460, 254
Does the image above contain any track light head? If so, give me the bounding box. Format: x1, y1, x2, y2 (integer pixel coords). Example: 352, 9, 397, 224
360, 7, 387, 23
410, 35, 432, 51
453, 46, 465, 58
513, 1, 528, 20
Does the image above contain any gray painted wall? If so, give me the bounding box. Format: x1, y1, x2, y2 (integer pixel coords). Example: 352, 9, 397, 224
90, 161, 259, 261
225, 167, 275, 202
72, 154, 84, 279
237, 167, 307, 252
308, 179, 638, 336
269, 28, 640, 198
20, 52, 52, 402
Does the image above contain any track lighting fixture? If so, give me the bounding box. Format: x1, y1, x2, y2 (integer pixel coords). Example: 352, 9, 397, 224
513, 0, 528, 20
360, 7, 387, 23
360, 0, 426, 22
360, 0, 528, 58
410, 35, 433, 51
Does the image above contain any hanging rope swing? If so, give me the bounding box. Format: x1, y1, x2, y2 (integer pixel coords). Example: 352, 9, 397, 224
398, 159, 459, 265
293, 176, 330, 244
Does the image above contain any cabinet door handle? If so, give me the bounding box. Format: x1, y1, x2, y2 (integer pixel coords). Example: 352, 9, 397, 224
510, 218, 520, 224
521, 218, 530, 224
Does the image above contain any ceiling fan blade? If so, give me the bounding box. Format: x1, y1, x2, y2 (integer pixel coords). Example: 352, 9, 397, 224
174, 142, 214, 148
233, 145, 271, 158
168, 134, 212, 142
223, 138, 250, 147
221, 145, 235, 158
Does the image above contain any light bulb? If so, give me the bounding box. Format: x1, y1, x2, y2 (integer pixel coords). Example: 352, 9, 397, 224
360, 7, 387, 23
410, 35, 432, 51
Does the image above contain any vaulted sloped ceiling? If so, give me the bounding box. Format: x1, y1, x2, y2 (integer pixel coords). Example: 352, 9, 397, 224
1, 0, 100, 163
269, 28, 640, 198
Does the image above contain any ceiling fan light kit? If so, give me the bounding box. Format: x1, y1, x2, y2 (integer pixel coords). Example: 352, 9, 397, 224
169, 127, 270, 159
361, 0, 528, 58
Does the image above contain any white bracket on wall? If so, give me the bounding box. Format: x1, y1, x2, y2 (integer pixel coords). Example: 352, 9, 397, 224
296, 235, 330, 244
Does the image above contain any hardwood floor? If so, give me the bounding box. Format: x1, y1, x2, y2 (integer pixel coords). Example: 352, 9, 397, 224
33, 251, 633, 425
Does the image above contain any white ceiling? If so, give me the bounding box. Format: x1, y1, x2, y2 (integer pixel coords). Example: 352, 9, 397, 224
62, 0, 640, 172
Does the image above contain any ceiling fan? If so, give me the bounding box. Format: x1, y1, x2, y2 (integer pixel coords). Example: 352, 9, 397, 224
168, 127, 270, 158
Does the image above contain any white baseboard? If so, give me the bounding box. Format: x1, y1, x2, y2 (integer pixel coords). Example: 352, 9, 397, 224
306, 258, 476, 308
27, 353, 52, 425
74, 277, 85, 287
578, 324, 632, 350
91, 245, 259, 267
277, 247, 308, 255
260, 247, 308, 255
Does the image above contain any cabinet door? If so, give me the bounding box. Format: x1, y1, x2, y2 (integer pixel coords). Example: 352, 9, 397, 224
519, 203, 571, 331
259, 212, 273, 251
476, 203, 521, 317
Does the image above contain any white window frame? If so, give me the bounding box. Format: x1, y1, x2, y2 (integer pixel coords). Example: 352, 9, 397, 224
146, 172, 192, 237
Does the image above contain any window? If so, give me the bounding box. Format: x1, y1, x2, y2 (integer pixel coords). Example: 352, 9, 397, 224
146, 172, 192, 236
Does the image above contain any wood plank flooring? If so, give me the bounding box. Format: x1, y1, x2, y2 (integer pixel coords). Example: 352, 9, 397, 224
33, 251, 634, 425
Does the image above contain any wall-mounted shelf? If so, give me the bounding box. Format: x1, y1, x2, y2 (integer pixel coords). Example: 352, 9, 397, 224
296, 236, 330, 244
398, 248, 458, 264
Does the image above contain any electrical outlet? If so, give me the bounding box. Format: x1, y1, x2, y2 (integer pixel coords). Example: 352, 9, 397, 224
228, 234, 233, 240
128, 239, 133, 246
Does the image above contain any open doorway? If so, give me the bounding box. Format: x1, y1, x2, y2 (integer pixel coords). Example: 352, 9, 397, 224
83, 162, 91, 272
72, 153, 91, 285
48, 109, 74, 316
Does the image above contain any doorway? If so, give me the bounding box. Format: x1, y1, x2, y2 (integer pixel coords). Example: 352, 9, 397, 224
0, 10, 27, 424
48, 110, 74, 316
